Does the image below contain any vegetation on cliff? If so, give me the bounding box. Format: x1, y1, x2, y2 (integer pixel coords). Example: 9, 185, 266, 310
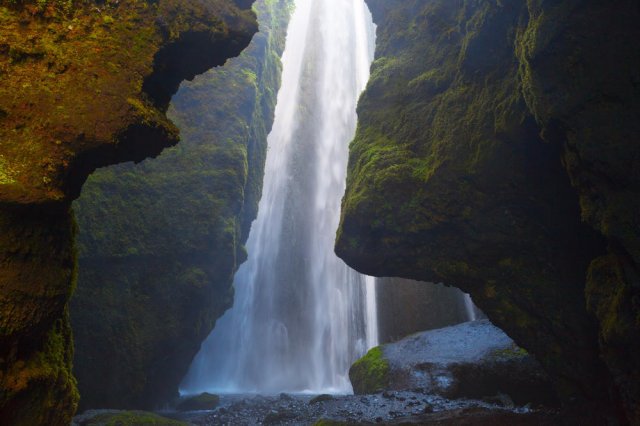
0, 0, 257, 423
0, 0, 256, 204
337, 0, 639, 422
71, 0, 292, 409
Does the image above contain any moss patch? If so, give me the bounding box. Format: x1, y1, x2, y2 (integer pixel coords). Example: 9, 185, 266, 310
176, 392, 219, 411
490, 344, 528, 361
81, 410, 187, 426
349, 346, 389, 394
0, 0, 256, 204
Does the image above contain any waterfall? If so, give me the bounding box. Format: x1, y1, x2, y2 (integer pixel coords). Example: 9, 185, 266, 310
463, 294, 477, 322
181, 0, 377, 395
463, 293, 485, 322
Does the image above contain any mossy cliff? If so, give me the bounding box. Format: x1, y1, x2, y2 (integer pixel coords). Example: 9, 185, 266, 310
0, 0, 256, 423
337, 0, 639, 422
71, 0, 291, 410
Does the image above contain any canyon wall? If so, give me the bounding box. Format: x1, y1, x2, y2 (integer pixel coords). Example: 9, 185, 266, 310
337, 0, 639, 422
71, 0, 292, 410
0, 0, 256, 423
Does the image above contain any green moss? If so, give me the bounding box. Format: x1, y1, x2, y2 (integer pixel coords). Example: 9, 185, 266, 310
490, 344, 528, 360
0, 0, 256, 204
313, 420, 358, 426
176, 392, 219, 411
84, 411, 187, 426
348, 346, 389, 394
0, 155, 15, 184
0, 205, 78, 425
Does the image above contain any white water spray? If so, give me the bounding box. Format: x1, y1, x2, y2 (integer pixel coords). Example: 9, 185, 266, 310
181, 0, 377, 395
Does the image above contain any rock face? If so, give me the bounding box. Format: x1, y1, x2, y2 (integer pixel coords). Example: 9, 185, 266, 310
376, 277, 471, 343
0, 0, 256, 424
350, 320, 556, 407
337, 0, 639, 422
70, 0, 291, 410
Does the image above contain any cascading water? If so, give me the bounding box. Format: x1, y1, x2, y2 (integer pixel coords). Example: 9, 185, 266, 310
181, 0, 377, 395
463, 294, 477, 321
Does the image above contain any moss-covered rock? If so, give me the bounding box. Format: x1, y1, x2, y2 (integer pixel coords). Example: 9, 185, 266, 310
349, 346, 389, 394
0, 0, 256, 205
309, 394, 334, 405
73, 410, 187, 426
0, 0, 257, 423
313, 421, 359, 426
176, 392, 219, 411
70, 0, 292, 410
0, 203, 79, 425
337, 0, 639, 422
350, 321, 556, 407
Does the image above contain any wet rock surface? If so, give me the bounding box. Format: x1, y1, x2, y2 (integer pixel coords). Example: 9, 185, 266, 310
166, 392, 556, 425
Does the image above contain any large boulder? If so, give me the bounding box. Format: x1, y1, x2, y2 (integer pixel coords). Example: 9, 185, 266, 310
350, 320, 556, 407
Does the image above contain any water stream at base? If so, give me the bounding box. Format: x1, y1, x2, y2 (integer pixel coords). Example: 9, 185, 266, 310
180, 0, 377, 395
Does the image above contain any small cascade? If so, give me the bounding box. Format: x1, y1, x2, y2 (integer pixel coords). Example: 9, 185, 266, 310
463, 294, 478, 322
181, 0, 377, 395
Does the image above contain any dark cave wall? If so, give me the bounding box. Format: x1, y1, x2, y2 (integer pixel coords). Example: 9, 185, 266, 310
376, 278, 469, 343
0, 0, 257, 423
337, 0, 639, 422
71, 0, 293, 410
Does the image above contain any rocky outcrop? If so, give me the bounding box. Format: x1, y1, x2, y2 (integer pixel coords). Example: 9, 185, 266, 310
337, 0, 639, 422
70, 0, 292, 410
0, 0, 256, 423
350, 320, 556, 407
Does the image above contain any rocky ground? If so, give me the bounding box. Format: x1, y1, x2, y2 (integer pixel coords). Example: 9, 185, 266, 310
73, 392, 561, 425
173, 392, 561, 425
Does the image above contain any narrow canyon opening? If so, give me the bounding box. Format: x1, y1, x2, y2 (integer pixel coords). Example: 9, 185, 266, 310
60, 0, 637, 424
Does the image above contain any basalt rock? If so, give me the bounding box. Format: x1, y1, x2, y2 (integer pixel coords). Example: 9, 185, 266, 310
0, 0, 256, 423
337, 0, 639, 422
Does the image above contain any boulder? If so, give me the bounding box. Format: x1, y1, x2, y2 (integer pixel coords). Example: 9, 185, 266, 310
350, 320, 557, 406
176, 392, 220, 411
